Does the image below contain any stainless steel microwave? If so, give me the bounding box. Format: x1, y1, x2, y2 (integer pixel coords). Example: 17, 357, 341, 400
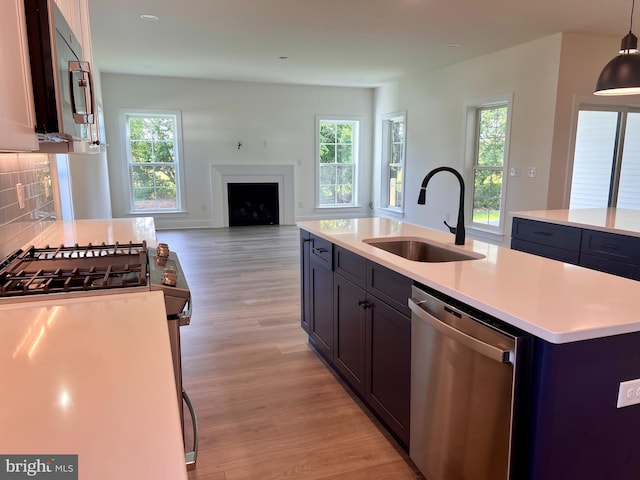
23, 0, 97, 153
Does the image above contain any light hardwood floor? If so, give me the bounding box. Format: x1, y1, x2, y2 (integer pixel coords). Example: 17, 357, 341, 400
157, 226, 423, 480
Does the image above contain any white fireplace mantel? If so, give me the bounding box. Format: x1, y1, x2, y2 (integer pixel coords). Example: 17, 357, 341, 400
210, 164, 295, 228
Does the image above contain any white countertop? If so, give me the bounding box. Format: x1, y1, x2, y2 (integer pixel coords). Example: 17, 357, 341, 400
510, 208, 640, 237
25, 218, 158, 249
299, 217, 640, 344
0, 291, 187, 479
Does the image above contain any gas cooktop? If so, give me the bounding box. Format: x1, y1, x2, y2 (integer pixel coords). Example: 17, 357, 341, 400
0, 242, 148, 298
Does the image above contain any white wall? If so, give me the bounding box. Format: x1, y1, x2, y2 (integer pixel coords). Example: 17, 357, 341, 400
373, 34, 563, 245
101, 74, 374, 229
101, 33, 627, 237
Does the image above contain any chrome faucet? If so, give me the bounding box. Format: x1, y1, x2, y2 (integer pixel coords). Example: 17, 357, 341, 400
417, 166, 466, 245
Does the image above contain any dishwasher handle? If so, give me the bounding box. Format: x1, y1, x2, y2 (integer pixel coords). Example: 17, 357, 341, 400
409, 298, 514, 364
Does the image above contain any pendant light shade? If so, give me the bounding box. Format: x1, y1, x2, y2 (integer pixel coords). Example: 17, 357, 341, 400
594, 0, 640, 95
594, 53, 640, 95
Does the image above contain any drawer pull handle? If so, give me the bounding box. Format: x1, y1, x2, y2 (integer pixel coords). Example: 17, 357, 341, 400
600, 244, 618, 250
313, 247, 328, 254
533, 231, 553, 237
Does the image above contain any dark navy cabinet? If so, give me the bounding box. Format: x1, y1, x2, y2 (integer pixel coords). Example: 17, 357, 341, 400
300, 230, 334, 359
579, 229, 640, 280
300, 230, 311, 333
528, 332, 640, 479
333, 244, 412, 447
511, 217, 582, 264
512, 217, 640, 280
300, 234, 412, 448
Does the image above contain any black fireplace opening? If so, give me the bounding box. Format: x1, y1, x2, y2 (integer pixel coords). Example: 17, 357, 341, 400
227, 182, 279, 226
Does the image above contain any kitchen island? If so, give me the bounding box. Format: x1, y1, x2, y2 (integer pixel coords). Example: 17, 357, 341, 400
298, 217, 640, 480
299, 216, 640, 343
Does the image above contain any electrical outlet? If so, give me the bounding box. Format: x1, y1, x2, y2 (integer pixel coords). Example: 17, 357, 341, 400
617, 379, 640, 408
16, 183, 25, 209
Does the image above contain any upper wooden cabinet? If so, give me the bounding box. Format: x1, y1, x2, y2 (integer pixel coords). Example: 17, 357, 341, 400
0, 0, 38, 152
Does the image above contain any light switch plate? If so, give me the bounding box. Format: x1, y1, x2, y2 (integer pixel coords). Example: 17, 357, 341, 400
617, 379, 640, 408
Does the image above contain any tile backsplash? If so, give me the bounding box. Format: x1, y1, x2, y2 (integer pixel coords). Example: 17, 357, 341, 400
0, 153, 56, 259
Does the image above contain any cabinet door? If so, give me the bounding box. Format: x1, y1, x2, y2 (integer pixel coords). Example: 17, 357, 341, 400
366, 299, 411, 447
334, 274, 366, 395
511, 218, 581, 264
309, 255, 334, 360
300, 230, 311, 333
0, 0, 37, 152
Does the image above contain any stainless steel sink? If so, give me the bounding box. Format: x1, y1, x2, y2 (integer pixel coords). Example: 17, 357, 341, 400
363, 238, 484, 263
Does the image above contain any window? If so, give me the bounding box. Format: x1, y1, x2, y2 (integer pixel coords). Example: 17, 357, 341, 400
317, 117, 359, 207
123, 110, 184, 213
381, 112, 406, 212
570, 107, 640, 209
466, 98, 511, 232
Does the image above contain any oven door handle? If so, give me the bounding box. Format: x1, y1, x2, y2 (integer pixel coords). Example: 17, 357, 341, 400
183, 389, 199, 467
178, 298, 192, 326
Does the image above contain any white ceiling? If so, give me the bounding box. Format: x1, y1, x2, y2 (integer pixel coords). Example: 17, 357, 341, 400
88, 0, 633, 88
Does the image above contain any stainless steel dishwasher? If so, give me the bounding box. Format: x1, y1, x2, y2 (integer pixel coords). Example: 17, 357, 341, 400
409, 285, 530, 480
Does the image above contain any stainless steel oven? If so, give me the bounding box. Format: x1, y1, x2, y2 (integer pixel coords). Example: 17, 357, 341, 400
0, 241, 198, 467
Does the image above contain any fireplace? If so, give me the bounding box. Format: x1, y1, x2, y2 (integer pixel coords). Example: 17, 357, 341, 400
209, 164, 295, 228
227, 182, 279, 226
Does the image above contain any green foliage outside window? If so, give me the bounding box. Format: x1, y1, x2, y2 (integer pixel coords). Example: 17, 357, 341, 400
473, 106, 507, 225
127, 115, 179, 211
387, 118, 405, 208
319, 120, 356, 205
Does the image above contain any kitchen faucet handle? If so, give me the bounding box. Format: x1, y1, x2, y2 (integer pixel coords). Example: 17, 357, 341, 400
443, 220, 457, 234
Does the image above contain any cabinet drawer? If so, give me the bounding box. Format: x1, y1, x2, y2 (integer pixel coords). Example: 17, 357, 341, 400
310, 235, 333, 269
367, 262, 412, 317
512, 218, 582, 252
334, 245, 366, 287
579, 254, 640, 280
581, 230, 640, 265
511, 238, 580, 264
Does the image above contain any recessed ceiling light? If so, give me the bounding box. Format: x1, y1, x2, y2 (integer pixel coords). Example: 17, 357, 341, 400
140, 14, 159, 21
448, 43, 463, 48
278, 56, 289, 60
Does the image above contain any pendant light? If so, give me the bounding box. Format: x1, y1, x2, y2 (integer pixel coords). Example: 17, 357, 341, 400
594, 0, 640, 95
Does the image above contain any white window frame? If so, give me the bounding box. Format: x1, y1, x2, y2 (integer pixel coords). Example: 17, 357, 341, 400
380, 111, 407, 215
568, 104, 640, 209
315, 115, 360, 209
464, 94, 513, 235
120, 109, 186, 214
